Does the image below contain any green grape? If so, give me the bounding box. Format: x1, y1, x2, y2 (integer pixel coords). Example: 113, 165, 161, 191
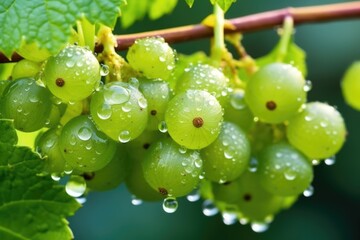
201, 122, 251, 183
17, 41, 52, 62
126, 37, 175, 80
341, 61, 360, 110
142, 137, 203, 198
214, 170, 294, 222
60, 101, 83, 126
0, 80, 11, 97
223, 89, 254, 132
43, 45, 101, 102
46, 102, 67, 128
165, 90, 223, 149
35, 127, 66, 174
125, 130, 164, 201
139, 78, 171, 131
83, 145, 128, 191
0, 78, 53, 132
59, 115, 117, 172
90, 81, 148, 142
258, 142, 313, 196
11, 59, 41, 80
175, 63, 229, 104
286, 102, 346, 160
245, 63, 306, 123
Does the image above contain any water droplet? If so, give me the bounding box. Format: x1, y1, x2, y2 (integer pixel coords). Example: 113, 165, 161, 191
158, 121, 168, 133
97, 104, 112, 120
129, 78, 139, 88
78, 127, 92, 141
131, 195, 143, 206
303, 80, 312, 92
100, 64, 109, 76
104, 85, 130, 105
305, 115, 313, 121
251, 222, 269, 232
222, 212, 238, 225
194, 158, 203, 168
178, 146, 187, 154
51, 173, 61, 181
324, 156, 336, 165
138, 97, 148, 109
239, 218, 249, 225
186, 190, 200, 202
76, 197, 87, 204
118, 130, 131, 143
163, 197, 178, 213
312, 159, 321, 165
303, 185, 314, 197
230, 90, 246, 110
284, 169, 297, 181
65, 175, 87, 198
202, 200, 219, 216
45, 138, 56, 148
224, 146, 235, 159
248, 157, 258, 172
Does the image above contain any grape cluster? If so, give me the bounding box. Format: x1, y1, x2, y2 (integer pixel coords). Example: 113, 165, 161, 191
0, 37, 347, 230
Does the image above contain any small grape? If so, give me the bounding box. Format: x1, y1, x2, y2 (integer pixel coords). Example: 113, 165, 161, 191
341, 61, 360, 110
139, 78, 171, 131
17, 41, 52, 62
165, 90, 223, 149
84, 145, 128, 191
258, 142, 313, 196
127, 37, 175, 80
175, 63, 229, 104
90, 81, 148, 142
245, 63, 306, 123
11, 59, 41, 80
59, 115, 117, 172
43, 45, 101, 102
286, 102, 346, 160
0, 78, 52, 132
201, 122, 251, 183
142, 137, 203, 198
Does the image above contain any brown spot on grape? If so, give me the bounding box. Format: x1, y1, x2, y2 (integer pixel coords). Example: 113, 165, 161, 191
243, 193, 252, 202
192, 117, 204, 128
143, 143, 150, 149
266, 101, 277, 110
223, 181, 231, 186
158, 187, 168, 196
150, 110, 157, 116
56, 78, 65, 87
82, 172, 95, 181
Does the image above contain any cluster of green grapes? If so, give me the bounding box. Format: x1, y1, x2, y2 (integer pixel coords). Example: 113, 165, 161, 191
0, 37, 347, 231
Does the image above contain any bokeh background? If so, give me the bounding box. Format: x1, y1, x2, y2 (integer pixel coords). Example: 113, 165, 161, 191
69, 0, 360, 239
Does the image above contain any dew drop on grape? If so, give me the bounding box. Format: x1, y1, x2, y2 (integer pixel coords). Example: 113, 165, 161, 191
251, 222, 269, 233
65, 175, 87, 198
118, 130, 131, 143
202, 200, 219, 216
104, 85, 130, 105
186, 189, 200, 202
78, 127, 92, 141
158, 121, 168, 133
163, 197, 178, 213
131, 195, 143, 206
303, 185, 314, 197
324, 155, 336, 165
222, 212, 238, 225
100, 64, 109, 76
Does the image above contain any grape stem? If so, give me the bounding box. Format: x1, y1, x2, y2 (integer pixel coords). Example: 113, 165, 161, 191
211, 4, 225, 62
276, 16, 294, 62
1, 1, 360, 63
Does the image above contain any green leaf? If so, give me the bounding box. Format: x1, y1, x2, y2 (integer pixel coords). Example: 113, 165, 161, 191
0, 0, 125, 58
120, 0, 178, 28
0, 120, 18, 145
0, 124, 81, 240
256, 41, 307, 77
210, 0, 237, 12
184, 0, 194, 7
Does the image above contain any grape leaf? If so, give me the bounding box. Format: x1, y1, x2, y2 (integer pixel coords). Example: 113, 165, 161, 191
120, 0, 178, 28
184, 0, 194, 7
0, 120, 81, 240
0, 0, 125, 58
0, 120, 17, 145
210, 0, 237, 12
256, 40, 307, 77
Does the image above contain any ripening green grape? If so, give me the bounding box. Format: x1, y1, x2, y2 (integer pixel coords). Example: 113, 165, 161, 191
201, 122, 251, 183
90, 81, 148, 142
286, 102, 346, 160
84, 145, 128, 191
35, 127, 66, 174
46, 103, 67, 128
139, 78, 171, 131
142, 137, 203, 198
126, 37, 175, 80
60, 101, 83, 126
223, 89, 254, 132
43, 45, 101, 102
175, 63, 229, 104
59, 115, 117, 172
0, 80, 11, 97
245, 63, 306, 123
11, 59, 41, 80
0, 78, 53, 132
17, 41, 52, 62
218, 170, 295, 222
258, 142, 313, 196
341, 61, 360, 110
165, 90, 223, 149
125, 130, 164, 201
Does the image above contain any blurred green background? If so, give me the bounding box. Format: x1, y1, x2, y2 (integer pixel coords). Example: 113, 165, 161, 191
69, 0, 360, 239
